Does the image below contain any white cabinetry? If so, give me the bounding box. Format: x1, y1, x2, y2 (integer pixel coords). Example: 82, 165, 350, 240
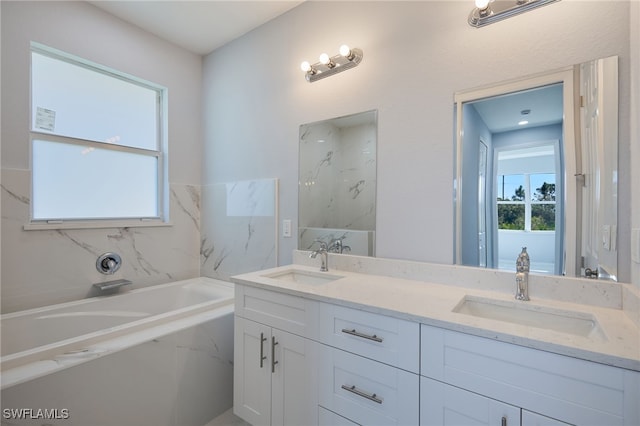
420, 324, 640, 426
421, 377, 520, 426
234, 286, 318, 426
317, 302, 420, 425
522, 410, 573, 426
421, 377, 571, 426
233, 280, 638, 426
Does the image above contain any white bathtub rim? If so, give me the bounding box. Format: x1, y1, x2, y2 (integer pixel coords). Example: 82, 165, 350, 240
1, 277, 234, 372
1, 302, 234, 390
1, 276, 232, 319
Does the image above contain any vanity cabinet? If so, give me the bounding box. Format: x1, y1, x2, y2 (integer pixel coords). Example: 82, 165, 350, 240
233, 279, 638, 426
420, 324, 640, 426
316, 303, 420, 425
234, 285, 319, 426
421, 377, 571, 426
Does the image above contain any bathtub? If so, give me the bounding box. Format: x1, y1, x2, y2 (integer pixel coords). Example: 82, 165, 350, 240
1, 277, 235, 426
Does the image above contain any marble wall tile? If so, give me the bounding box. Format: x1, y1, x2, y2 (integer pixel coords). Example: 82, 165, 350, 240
1, 168, 201, 313
299, 120, 376, 231
299, 226, 374, 256
201, 179, 277, 280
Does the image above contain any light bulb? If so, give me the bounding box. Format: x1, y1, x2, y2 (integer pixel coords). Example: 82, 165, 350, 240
319, 53, 330, 65
339, 45, 351, 57
475, 0, 490, 9
300, 61, 311, 72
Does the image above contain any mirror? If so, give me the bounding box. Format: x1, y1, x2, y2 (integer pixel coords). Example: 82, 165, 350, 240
454, 56, 618, 280
298, 110, 377, 256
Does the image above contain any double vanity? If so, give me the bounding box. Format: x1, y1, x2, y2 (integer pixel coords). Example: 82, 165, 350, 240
231, 251, 640, 426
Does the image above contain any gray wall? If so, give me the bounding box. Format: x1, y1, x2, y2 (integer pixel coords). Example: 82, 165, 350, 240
0, 1, 203, 312
202, 1, 634, 283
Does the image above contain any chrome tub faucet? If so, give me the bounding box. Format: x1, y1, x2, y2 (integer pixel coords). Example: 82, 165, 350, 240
515, 247, 530, 301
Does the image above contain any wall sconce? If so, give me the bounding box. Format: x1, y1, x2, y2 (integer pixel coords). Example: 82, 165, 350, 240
468, 0, 559, 27
300, 45, 363, 83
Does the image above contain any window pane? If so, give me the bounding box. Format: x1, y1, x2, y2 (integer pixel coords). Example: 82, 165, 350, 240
496, 175, 525, 201
498, 204, 525, 230
531, 173, 556, 201
33, 140, 158, 220
31, 52, 158, 150
532, 204, 556, 230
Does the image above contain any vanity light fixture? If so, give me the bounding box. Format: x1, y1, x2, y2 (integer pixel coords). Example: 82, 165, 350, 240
300, 44, 363, 83
468, 0, 559, 28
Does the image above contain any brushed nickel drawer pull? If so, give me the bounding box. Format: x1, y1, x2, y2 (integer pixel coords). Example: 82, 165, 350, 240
341, 384, 383, 404
341, 328, 383, 343
271, 336, 279, 373
259, 332, 267, 368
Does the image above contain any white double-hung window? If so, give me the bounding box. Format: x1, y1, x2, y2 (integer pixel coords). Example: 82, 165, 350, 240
29, 43, 168, 228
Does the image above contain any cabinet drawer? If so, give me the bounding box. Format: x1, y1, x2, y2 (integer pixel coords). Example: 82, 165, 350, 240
319, 345, 419, 426
421, 377, 520, 426
421, 324, 640, 426
235, 284, 318, 337
318, 407, 359, 426
319, 303, 419, 372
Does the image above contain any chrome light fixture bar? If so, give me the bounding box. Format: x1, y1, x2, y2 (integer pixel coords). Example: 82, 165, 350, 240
301, 45, 363, 83
469, 0, 559, 28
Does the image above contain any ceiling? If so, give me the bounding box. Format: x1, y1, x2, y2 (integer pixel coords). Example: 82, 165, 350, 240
89, 1, 304, 56
470, 83, 564, 133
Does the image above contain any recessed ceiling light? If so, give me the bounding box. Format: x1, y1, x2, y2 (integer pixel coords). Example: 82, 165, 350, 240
518, 120, 529, 126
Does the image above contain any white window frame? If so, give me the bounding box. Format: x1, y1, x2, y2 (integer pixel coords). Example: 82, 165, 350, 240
26, 42, 169, 230
496, 173, 556, 232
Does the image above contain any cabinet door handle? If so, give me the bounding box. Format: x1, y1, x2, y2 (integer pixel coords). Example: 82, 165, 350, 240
271, 336, 279, 373
501, 416, 507, 426
259, 332, 267, 368
341, 328, 383, 343
341, 384, 383, 404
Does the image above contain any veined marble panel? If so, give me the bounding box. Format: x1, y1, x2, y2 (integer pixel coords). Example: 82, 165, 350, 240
201, 179, 278, 280
299, 118, 376, 231
1, 168, 201, 313
299, 226, 375, 257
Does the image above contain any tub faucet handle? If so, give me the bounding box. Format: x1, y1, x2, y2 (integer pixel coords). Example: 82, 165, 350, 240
97, 253, 122, 275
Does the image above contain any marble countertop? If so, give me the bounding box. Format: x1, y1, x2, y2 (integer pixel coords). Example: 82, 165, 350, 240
232, 262, 640, 372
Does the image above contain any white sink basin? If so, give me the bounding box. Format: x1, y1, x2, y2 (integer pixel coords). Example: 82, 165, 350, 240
263, 269, 343, 285
453, 295, 606, 340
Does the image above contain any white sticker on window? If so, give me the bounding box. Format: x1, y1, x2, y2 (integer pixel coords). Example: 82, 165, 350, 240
35, 107, 56, 131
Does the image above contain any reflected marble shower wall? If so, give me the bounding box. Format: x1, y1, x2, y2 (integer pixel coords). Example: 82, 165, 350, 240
299, 117, 376, 256
299, 227, 375, 256
1, 168, 201, 313
201, 179, 278, 280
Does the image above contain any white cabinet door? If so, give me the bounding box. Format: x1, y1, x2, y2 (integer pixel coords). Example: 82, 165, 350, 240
421, 377, 520, 426
234, 316, 272, 426
522, 410, 573, 426
234, 316, 317, 426
271, 328, 317, 426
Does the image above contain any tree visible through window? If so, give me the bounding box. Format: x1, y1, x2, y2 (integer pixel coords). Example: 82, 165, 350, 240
497, 173, 556, 231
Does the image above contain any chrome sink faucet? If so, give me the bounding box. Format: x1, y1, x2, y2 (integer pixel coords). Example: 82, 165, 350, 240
309, 240, 329, 272
515, 247, 530, 301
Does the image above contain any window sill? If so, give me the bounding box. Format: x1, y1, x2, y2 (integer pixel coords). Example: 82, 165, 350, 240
24, 219, 171, 231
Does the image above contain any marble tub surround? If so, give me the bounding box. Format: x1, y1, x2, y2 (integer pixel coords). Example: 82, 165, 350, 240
232, 253, 640, 371
1, 168, 202, 313
200, 179, 278, 281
